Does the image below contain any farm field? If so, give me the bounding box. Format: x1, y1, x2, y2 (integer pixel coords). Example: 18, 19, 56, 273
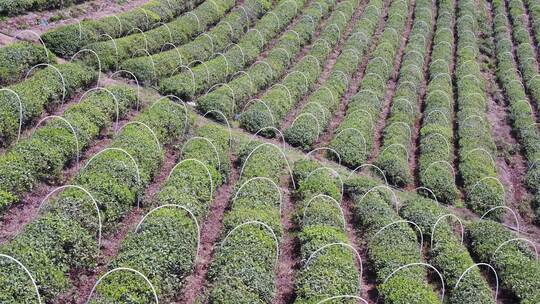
1, 0, 540, 302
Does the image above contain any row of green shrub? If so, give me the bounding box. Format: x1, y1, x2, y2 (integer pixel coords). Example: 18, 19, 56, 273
292, 159, 359, 303
399, 197, 495, 303
159, 0, 307, 100
467, 220, 540, 303
455, 0, 504, 218
503, 0, 540, 222
0, 62, 96, 147
283, 0, 383, 150
491, 0, 540, 223
41, 0, 204, 57
506, 0, 540, 111
374, 0, 433, 186
82, 0, 239, 71
328, 0, 410, 168
0, 0, 85, 16
523, 0, 540, 51
197, 0, 336, 120
89, 124, 231, 303
240, 0, 356, 135
0, 85, 137, 212
121, 0, 271, 84
350, 184, 440, 303
417, 0, 459, 204
0, 97, 192, 302
0, 41, 54, 85
206, 140, 286, 302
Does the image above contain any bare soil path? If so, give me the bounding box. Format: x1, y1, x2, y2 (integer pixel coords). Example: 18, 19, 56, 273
272, 176, 300, 304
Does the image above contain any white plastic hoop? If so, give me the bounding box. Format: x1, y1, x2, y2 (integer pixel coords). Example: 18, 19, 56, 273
430, 214, 464, 248
0, 254, 42, 304
383, 262, 445, 302
85, 268, 159, 304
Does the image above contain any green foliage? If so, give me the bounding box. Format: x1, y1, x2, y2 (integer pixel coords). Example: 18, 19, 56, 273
292, 159, 358, 303
0, 97, 191, 302
467, 221, 540, 303
0, 41, 54, 85
0, 0, 85, 16
206, 140, 285, 302
329, 0, 410, 167
353, 188, 439, 303
121, 0, 271, 83
240, 0, 354, 135
399, 197, 494, 303
42, 0, 202, 56
454, 0, 503, 218
160, 0, 307, 100
374, 0, 433, 186
284, 0, 382, 150
0, 85, 137, 212
83, 0, 239, 72
0, 62, 96, 147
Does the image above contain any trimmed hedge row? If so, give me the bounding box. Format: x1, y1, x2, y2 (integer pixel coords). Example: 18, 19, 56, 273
351, 184, 440, 304
283, 0, 384, 150
197, 0, 336, 120
0, 41, 54, 85
467, 221, 540, 303
82, 0, 239, 71
374, 0, 433, 186
491, 0, 540, 223
399, 197, 495, 304
206, 141, 286, 303
417, 0, 459, 204
455, 0, 504, 218
506, 0, 540, 112
159, 0, 307, 100
240, 0, 356, 135
0, 85, 137, 212
0, 62, 96, 147
89, 124, 231, 303
328, 0, 411, 168
292, 160, 359, 303
120, 0, 271, 84
0, 97, 192, 302
523, 0, 540, 51
0, 0, 86, 16
41, 0, 203, 57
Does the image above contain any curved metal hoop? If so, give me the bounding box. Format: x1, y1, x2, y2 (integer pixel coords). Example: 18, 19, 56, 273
32, 115, 80, 166
455, 263, 498, 301
180, 136, 221, 173
306, 147, 342, 165
85, 267, 159, 304
135, 204, 200, 261
77, 87, 120, 132
238, 142, 296, 188
305, 242, 363, 284
220, 220, 280, 264
305, 167, 344, 202
302, 194, 346, 230
247, 126, 286, 150
70, 49, 102, 84
232, 176, 283, 213
316, 295, 368, 304
0, 88, 23, 143
168, 158, 214, 204
116, 121, 161, 152
25, 64, 66, 105
348, 164, 389, 185
480, 206, 519, 232
383, 262, 445, 303
0, 254, 42, 303
430, 214, 464, 248
491, 238, 539, 261
39, 185, 102, 246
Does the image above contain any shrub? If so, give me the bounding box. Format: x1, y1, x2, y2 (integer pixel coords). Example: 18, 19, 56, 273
0, 62, 96, 147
